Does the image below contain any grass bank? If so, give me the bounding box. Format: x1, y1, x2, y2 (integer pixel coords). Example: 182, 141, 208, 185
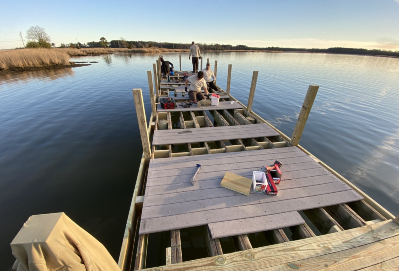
0, 49, 70, 71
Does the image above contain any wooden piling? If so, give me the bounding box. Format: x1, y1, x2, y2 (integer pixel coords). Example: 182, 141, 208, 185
132, 89, 151, 160
179, 55, 181, 71
200, 57, 203, 70
171, 230, 183, 263
147, 71, 157, 117
247, 71, 259, 113
214, 60, 217, 83
227, 64, 232, 95
153, 63, 159, 98
291, 85, 319, 146
207, 58, 209, 64
134, 234, 148, 270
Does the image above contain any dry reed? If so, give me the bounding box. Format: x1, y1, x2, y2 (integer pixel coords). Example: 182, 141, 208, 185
0, 49, 70, 70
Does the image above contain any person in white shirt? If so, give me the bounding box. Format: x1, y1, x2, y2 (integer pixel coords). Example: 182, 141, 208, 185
189, 41, 201, 73
185, 71, 209, 102
202, 63, 220, 92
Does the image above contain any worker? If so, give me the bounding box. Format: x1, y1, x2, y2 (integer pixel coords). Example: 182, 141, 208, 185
202, 63, 220, 92
189, 41, 201, 73
185, 71, 209, 103
160, 57, 173, 76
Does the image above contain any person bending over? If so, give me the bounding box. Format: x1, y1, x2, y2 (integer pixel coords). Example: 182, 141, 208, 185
189, 41, 201, 73
203, 63, 220, 92
160, 57, 173, 76
185, 71, 208, 103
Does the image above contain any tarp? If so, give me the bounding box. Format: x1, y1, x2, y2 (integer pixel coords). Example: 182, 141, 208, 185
10, 212, 121, 271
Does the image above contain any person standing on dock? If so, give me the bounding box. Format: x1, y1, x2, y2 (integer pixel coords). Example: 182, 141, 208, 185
203, 63, 220, 92
185, 71, 208, 102
189, 41, 201, 73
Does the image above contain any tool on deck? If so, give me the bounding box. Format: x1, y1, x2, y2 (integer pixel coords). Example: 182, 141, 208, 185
265, 171, 278, 195
191, 164, 201, 185
261, 160, 283, 184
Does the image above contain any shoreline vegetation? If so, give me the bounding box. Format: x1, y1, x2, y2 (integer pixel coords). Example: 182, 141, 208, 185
1, 46, 398, 73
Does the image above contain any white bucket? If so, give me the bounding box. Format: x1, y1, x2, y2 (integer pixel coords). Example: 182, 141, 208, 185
211, 95, 219, 106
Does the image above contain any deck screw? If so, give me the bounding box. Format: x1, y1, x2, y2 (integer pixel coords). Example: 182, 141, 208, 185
215, 256, 227, 265
244, 251, 255, 260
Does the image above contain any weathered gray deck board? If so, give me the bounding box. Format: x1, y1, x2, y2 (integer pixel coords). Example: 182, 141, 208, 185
139, 146, 363, 235
156, 101, 242, 112
146, 160, 325, 187
152, 124, 279, 145
141, 182, 352, 219
208, 211, 305, 239
149, 146, 302, 166
173, 95, 229, 100
139, 190, 362, 234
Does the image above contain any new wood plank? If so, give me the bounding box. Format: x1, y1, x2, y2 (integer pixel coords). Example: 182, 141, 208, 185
141, 182, 353, 220
139, 190, 362, 234
208, 211, 305, 239
138, 220, 399, 271
156, 101, 242, 112
220, 172, 253, 196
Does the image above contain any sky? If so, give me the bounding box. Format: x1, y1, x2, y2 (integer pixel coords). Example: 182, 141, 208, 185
1, 0, 399, 50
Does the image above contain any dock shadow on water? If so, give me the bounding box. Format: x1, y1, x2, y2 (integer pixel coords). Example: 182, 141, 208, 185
1, 52, 399, 269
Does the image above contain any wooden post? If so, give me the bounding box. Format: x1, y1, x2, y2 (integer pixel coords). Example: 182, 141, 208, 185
171, 230, 182, 263
200, 57, 203, 70
147, 71, 157, 117
134, 234, 148, 270
179, 55, 181, 71
214, 60, 217, 83
291, 85, 319, 146
247, 71, 259, 113
207, 58, 209, 64
227, 64, 232, 95
157, 59, 161, 86
153, 63, 159, 98
132, 89, 151, 160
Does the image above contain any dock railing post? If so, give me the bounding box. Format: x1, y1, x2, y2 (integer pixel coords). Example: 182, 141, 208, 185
207, 58, 209, 65
157, 59, 161, 89
291, 85, 319, 146
153, 63, 159, 99
200, 57, 203, 70
227, 64, 232, 95
147, 71, 157, 117
132, 89, 151, 160
179, 55, 181, 71
247, 71, 259, 113
214, 60, 217, 83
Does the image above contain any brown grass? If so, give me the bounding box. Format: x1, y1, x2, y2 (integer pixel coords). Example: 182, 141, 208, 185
0, 49, 70, 70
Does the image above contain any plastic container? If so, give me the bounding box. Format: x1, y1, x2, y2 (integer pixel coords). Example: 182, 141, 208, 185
211, 93, 220, 106
252, 171, 266, 193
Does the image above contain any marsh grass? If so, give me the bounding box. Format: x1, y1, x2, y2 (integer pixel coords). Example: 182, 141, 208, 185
0, 49, 70, 70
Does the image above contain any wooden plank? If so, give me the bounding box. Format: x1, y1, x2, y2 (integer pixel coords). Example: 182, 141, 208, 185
235, 235, 252, 251
208, 211, 305, 238
132, 89, 151, 160
247, 71, 258, 113
362, 256, 399, 270
153, 63, 159, 98
325, 204, 367, 229
141, 182, 354, 220
142, 220, 399, 271
173, 95, 229, 100
303, 207, 344, 234
139, 190, 362, 234
147, 71, 157, 116
271, 229, 289, 243
205, 226, 223, 256
220, 172, 253, 196
170, 230, 182, 264
291, 223, 316, 239
166, 247, 171, 265
133, 234, 148, 270
226, 64, 232, 95
347, 200, 387, 222
156, 101, 242, 112
291, 85, 319, 146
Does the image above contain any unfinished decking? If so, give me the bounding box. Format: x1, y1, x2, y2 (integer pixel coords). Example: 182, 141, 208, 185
152, 123, 279, 145
119, 58, 399, 271
156, 101, 243, 112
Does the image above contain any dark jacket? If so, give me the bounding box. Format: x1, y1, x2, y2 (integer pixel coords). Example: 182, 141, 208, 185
161, 61, 173, 74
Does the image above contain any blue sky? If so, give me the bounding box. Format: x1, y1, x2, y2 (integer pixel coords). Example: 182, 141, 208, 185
1, 0, 399, 49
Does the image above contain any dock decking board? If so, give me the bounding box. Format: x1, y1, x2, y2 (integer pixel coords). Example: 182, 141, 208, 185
208, 211, 305, 239
139, 146, 363, 235
156, 101, 242, 112
139, 190, 362, 234
152, 124, 279, 145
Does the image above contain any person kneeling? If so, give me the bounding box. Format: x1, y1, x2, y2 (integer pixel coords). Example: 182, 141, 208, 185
185, 71, 209, 103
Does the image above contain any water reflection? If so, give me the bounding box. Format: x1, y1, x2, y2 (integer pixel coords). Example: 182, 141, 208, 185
0, 68, 74, 85
102, 54, 112, 65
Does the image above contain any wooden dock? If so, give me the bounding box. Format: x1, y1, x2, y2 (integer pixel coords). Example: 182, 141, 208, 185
118, 56, 399, 271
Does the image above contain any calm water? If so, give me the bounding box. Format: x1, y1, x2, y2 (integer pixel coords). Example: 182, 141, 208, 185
1, 52, 399, 269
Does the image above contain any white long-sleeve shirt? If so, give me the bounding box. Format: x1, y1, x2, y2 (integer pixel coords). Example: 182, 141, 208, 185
187, 75, 206, 92
202, 68, 215, 82
189, 44, 201, 58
